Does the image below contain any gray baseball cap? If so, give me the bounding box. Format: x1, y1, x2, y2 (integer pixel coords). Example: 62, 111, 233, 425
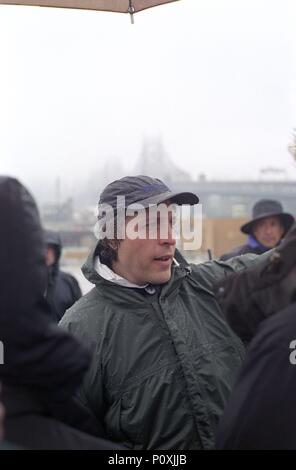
98, 175, 199, 212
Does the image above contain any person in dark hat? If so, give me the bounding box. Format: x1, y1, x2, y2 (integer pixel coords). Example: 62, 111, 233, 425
214, 221, 296, 449
60, 175, 268, 450
220, 199, 294, 261
44, 230, 82, 322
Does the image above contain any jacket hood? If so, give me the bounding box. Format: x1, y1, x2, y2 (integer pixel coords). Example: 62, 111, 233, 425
0, 177, 47, 310
44, 229, 62, 264
0, 177, 90, 400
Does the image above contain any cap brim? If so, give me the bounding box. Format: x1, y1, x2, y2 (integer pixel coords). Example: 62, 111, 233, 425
241, 212, 295, 235
139, 190, 199, 207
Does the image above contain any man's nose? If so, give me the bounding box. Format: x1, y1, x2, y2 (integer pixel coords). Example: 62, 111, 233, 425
265, 225, 273, 235
159, 226, 176, 245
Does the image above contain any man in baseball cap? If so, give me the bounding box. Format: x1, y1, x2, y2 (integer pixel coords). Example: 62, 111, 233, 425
61, 175, 265, 450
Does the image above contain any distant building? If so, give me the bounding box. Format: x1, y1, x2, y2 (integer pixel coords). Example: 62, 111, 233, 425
170, 179, 296, 218
41, 198, 73, 226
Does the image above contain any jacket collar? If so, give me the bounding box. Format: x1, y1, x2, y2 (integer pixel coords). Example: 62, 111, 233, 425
248, 234, 268, 251
94, 255, 149, 289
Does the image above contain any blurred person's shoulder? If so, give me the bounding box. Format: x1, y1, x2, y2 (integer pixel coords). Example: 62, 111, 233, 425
220, 244, 251, 261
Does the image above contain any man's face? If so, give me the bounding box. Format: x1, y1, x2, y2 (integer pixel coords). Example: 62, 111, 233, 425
45, 246, 57, 267
112, 205, 176, 286
252, 215, 285, 248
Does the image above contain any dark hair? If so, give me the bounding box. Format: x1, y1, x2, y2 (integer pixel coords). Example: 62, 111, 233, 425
96, 238, 121, 269
96, 217, 122, 269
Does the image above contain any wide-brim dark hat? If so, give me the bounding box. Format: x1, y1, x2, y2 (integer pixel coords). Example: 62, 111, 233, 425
241, 199, 294, 235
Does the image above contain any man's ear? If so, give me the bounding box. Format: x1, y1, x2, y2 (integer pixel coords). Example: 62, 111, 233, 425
109, 240, 116, 249
109, 239, 121, 250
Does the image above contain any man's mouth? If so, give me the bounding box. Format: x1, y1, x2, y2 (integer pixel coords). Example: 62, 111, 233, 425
154, 255, 172, 262
153, 255, 173, 267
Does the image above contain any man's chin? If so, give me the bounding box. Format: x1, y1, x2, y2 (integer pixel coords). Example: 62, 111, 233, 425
262, 241, 277, 249
151, 270, 172, 285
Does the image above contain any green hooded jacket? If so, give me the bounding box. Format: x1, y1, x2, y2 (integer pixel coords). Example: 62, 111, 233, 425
61, 247, 263, 450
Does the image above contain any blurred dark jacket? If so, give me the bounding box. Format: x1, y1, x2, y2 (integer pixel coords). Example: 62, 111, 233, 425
44, 230, 82, 322
0, 176, 124, 450
220, 236, 268, 261
216, 302, 296, 449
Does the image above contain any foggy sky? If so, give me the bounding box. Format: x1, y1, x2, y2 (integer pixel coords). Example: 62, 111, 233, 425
1, 0, 296, 201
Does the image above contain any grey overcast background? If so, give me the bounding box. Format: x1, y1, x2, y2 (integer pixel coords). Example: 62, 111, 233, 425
1, 0, 296, 201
